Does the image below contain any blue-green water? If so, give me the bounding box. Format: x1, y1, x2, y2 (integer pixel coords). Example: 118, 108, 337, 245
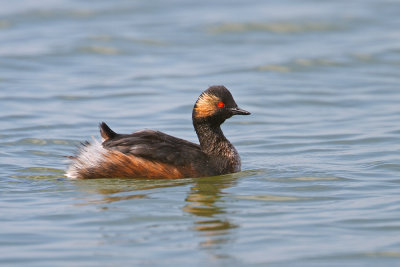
1, 0, 400, 266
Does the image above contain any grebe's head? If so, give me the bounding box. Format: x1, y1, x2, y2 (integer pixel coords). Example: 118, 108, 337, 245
193, 85, 250, 125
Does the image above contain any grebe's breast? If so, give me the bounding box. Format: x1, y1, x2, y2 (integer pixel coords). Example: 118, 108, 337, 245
230, 145, 241, 172
208, 141, 241, 174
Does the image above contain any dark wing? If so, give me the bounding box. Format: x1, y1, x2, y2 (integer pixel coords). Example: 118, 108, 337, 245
101, 126, 206, 166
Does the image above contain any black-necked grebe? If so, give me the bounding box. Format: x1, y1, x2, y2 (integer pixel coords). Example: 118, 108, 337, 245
66, 85, 250, 179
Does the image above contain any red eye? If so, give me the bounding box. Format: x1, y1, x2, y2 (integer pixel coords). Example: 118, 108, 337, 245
217, 101, 225, 108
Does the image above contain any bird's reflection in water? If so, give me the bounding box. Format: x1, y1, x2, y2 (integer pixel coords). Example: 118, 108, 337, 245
183, 174, 238, 250
72, 173, 241, 251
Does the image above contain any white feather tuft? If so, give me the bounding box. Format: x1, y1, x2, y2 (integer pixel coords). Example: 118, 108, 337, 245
66, 137, 107, 179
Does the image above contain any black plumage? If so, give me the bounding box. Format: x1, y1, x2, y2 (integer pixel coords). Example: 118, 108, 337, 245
102, 128, 208, 167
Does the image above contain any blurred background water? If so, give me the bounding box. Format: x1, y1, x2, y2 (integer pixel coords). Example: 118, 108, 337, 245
1, 0, 400, 265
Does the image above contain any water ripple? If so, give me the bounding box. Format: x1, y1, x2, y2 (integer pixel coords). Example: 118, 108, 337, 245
208, 21, 344, 34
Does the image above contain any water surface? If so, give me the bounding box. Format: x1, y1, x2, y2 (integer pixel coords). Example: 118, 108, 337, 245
1, 0, 400, 266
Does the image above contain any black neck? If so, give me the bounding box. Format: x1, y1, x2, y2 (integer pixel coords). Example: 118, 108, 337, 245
193, 119, 240, 174
193, 120, 229, 153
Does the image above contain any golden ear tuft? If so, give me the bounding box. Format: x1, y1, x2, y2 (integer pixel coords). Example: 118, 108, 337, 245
194, 93, 220, 118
